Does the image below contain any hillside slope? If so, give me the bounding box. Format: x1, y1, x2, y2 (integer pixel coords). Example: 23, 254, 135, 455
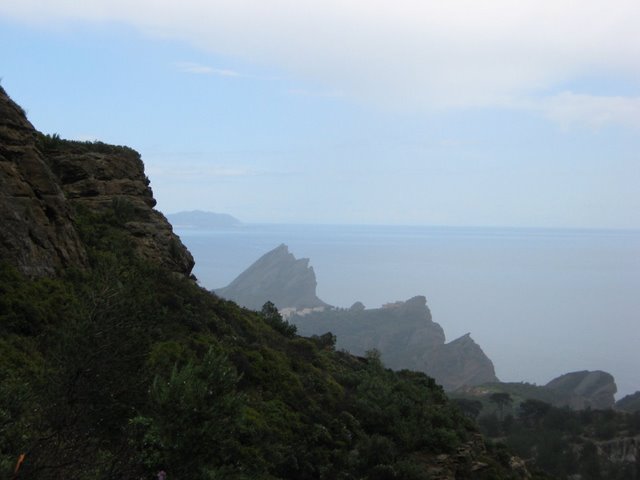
0, 86, 528, 480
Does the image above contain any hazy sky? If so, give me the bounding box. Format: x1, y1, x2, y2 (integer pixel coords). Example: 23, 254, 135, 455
2, 1, 639, 227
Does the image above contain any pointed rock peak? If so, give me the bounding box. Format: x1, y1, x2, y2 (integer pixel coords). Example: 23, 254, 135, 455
215, 244, 327, 311
449, 333, 473, 345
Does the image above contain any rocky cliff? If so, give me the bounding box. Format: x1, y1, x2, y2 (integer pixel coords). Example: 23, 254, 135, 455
545, 370, 617, 410
616, 391, 640, 413
217, 245, 498, 390
0, 86, 193, 277
293, 295, 499, 391
428, 333, 499, 391
215, 244, 327, 310
0, 87, 87, 276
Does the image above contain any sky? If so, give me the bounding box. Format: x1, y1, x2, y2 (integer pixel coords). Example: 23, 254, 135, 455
1, 0, 640, 227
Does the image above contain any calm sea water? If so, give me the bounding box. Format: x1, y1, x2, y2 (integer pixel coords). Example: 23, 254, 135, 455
175, 224, 640, 398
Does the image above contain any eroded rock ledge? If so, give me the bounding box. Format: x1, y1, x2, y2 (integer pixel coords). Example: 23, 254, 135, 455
0, 86, 193, 277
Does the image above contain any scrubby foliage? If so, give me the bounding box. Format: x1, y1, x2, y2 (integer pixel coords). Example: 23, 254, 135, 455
37, 132, 138, 156
0, 204, 524, 479
473, 397, 640, 480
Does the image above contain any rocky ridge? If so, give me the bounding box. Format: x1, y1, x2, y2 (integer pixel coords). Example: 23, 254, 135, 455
0, 87, 87, 276
0, 87, 533, 480
216, 243, 327, 311
216, 244, 498, 391
0, 86, 193, 277
293, 295, 499, 391
616, 391, 640, 413
545, 370, 617, 410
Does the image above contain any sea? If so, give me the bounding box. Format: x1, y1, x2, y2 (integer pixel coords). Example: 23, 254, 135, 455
174, 224, 640, 399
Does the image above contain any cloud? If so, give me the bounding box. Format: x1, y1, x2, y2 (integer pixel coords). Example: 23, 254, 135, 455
538, 92, 640, 130
174, 62, 241, 77
2, 1, 640, 111
508, 92, 640, 130
287, 88, 344, 98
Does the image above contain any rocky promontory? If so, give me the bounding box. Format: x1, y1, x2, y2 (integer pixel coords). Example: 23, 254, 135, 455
217, 244, 498, 391
215, 244, 327, 311
293, 295, 499, 391
0, 86, 193, 277
0, 87, 87, 276
545, 370, 617, 410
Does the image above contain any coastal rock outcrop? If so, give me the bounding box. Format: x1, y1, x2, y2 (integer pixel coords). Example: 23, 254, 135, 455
0, 87, 87, 276
218, 244, 498, 390
427, 333, 500, 391
0, 86, 193, 277
215, 244, 327, 311
293, 295, 498, 391
616, 391, 640, 413
545, 370, 617, 410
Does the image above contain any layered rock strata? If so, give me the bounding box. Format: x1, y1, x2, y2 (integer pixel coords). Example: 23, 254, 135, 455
0, 86, 193, 277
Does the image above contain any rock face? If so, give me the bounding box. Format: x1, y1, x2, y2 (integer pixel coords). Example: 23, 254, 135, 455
292, 295, 499, 391
428, 333, 499, 391
0, 86, 193, 277
545, 370, 617, 410
0, 87, 87, 276
616, 391, 640, 413
215, 244, 327, 311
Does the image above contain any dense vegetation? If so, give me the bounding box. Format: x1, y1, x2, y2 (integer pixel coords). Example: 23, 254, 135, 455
0, 202, 523, 479
453, 393, 640, 480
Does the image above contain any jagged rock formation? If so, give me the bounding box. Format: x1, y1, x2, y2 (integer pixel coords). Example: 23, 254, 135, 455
215, 244, 327, 311
616, 391, 640, 413
0, 86, 193, 277
292, 295, 499, 391
0, 87, 87, 276
218, 245, 497, 390
428, 333, 499, 391
545, 370, 617, 410
595, 434, 640, 479
0, 87, 533, 480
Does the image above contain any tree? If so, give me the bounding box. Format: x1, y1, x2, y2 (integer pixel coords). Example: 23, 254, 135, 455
519, 399, 552, 426
489, 392, 512, 420
261, 301, 297, 337
452, 398, 483, 420
133, 347, 245, 478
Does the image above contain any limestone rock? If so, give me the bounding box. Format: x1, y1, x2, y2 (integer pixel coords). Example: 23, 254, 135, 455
292, 295, 498, 390
215, 244, 327, 310
545, 370, 617, 410
426, 333, 500, 391
0, 86, 87, 276
616, 391, 640, 413
44, 144, 194, 276
0, 86, 193, 277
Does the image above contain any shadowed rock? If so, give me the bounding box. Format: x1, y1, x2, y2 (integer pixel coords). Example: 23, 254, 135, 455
292, 295, 498, 391
215, 244, 327, 311
546, 370, 617, 410
0, 86, 193, 277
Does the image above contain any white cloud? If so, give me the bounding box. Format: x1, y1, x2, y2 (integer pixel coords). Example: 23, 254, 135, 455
2, 1, 640, 110
287, 88, 344, 98
174, 62, 241, 77
539, 92, 640, 130
511, 92, 640, 130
